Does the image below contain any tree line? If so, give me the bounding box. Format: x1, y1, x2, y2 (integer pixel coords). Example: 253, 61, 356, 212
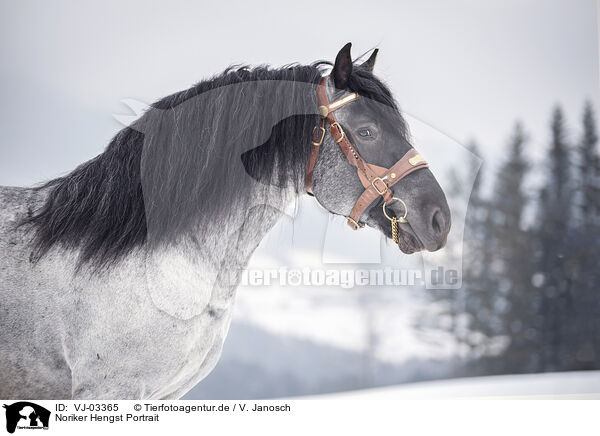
421, 101, 600, 375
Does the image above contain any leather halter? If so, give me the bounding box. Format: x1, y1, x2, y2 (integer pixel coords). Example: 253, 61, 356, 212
305, 77, 429, 230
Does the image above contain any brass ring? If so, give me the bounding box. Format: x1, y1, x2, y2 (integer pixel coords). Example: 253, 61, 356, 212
382, 197, 408, 223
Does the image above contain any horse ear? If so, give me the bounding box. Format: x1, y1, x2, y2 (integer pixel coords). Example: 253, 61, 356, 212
362, 49, 378, 72
332, 43, 353, 89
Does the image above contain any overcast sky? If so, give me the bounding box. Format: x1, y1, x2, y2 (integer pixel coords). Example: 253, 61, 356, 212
0, 0, 597, 187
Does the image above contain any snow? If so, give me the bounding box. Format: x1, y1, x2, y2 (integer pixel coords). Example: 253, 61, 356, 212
232, 282, 459, 364
302, 371, 600, 399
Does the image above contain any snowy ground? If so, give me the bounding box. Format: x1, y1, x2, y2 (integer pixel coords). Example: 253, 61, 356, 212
301, 371, 600, 399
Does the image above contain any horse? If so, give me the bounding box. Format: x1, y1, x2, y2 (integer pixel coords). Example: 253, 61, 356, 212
0, 43, 450, 399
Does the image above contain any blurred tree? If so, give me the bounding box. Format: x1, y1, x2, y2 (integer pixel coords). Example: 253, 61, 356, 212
460, 142, 504, 364
565, 101, 600, 370
416, 142, 503, 371
535, 106, 574, 372
577, 101, 599, 227
489, 122, 535, 372
417, 103, 600, 379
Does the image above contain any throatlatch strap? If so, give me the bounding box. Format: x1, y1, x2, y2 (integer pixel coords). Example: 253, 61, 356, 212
305, 119, 325, 196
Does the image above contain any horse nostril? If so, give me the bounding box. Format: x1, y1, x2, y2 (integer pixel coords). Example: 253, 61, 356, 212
431, 209, 444, 236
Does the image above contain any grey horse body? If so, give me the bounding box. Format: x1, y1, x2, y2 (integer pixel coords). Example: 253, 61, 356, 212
0, 184, 289, 399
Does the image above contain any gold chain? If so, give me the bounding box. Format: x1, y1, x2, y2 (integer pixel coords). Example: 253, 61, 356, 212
391, 217, 399, 244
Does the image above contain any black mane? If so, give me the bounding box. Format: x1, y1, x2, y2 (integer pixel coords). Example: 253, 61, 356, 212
23, 61, 400, 269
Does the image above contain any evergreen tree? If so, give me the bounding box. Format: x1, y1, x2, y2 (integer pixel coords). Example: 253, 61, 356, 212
461, 142, 504, 365
577, 101, 599, 227
536, 105, 573, 371
417, 103, 600, 377
489, 122, 535, 372
566, 101, 600, 370
417, 142, 502, 370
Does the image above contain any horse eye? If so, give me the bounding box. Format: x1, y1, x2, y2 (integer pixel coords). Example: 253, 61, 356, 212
358, 128, 373, 138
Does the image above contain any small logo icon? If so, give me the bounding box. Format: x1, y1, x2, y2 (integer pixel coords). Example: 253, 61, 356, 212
3, 402, 50, 434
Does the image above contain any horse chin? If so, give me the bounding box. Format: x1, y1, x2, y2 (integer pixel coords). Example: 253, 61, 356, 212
395, 229, 423, 254
364, 211, 423, 254
367, 214, 423, 254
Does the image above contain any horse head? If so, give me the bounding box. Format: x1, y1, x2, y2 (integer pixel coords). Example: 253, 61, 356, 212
310, 43, 451, 253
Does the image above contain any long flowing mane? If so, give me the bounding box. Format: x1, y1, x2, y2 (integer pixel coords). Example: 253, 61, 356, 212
22, 61, 402, 269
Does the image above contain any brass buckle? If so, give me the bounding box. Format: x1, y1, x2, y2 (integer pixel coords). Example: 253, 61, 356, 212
330, 122, 345, 143
347, 217, 365, 230
311, 125, 326, 146
371, 177, 389, 196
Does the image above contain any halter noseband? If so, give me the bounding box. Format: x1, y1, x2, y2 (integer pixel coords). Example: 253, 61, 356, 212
305, 77, 429, 230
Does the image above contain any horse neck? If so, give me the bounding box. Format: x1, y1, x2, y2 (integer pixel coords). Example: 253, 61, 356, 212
138, 81, 317, 269
141, 183, 296, 319
196, 184, 294, 262
148, 179, 297, 285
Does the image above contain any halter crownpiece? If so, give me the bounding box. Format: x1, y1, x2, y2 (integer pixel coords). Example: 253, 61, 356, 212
305, 77, 429, 230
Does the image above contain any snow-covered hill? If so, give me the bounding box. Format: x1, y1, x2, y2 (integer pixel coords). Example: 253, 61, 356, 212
304, 370, 600, 399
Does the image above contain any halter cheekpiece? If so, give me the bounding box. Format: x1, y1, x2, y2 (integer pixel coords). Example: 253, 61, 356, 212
305, 77, 429, 233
